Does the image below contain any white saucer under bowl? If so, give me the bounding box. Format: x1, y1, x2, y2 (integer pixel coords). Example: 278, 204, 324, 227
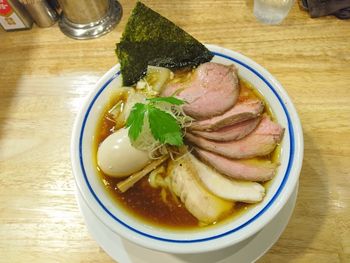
76, 182, 298, 263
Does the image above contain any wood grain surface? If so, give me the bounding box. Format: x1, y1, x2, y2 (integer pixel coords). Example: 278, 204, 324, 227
0, 0, 349, 262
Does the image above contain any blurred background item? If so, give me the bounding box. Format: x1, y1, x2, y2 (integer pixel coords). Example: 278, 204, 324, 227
19, 0, 58, 27
46, 0, 59, 12
300, 0, 350, 19
253, 0, 295, 25
57, 0, 122, 40
0, 0, 33, 31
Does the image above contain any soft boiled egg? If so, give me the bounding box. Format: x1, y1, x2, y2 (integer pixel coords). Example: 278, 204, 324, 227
97, 128, 150, 177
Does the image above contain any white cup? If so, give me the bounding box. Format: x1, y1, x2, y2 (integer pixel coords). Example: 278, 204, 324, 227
254, 0, 295, 25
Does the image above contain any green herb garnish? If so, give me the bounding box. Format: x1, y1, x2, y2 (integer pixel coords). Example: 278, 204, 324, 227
147, 96, 185, 105
148, 106, 183, 146
125, 97, 185, 146
116, 2, 213, 86
125, 103, 147, 142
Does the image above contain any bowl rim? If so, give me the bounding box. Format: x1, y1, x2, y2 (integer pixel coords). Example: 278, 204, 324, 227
71, 44, 304, 253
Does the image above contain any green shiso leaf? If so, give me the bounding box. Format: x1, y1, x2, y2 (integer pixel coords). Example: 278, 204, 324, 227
125, 103, 147, 142
147, 96, 185, 105
125, 97, 184, 146
116, 1, 213, 86
148, 105, 183, 146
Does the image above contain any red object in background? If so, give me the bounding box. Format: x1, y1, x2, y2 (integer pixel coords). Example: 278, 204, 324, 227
0, 0, 13, 16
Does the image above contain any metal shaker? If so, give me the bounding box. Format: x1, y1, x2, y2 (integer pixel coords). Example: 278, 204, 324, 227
57, 0, 122, 39
19, 0, 58, 27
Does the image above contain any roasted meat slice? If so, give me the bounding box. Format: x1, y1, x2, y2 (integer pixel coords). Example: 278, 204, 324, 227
196, 149, 277, 182
190, 99, 264, 131
162, 62, 240, 119
189, 154, 265, 202
186, 116, 284, 159
191, 117, 261, 141
167, 156, 233, 224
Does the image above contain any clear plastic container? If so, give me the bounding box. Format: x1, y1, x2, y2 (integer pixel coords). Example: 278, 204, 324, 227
254, 0, 295, 24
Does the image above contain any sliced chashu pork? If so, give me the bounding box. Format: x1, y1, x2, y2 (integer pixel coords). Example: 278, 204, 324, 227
190, 99, 264, 131
191, 116, 261, 142
196, 148, 277, 182
162, 62, 240, 120
188, 154, 265, 202
186, 116, 284, 159
167, 156, 233, 224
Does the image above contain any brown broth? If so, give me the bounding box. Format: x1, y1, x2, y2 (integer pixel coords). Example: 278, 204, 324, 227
93, 75, 280, 229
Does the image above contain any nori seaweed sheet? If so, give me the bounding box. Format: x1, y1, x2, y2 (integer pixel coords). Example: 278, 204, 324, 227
116, 1, 213, 86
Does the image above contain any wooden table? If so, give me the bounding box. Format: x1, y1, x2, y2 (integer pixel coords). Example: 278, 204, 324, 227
1, 1, 349, 262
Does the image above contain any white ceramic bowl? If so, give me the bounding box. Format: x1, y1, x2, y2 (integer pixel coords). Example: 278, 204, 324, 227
71, 44, 303, 254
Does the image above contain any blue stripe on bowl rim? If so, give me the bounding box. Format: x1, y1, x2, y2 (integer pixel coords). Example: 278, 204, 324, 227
79, 51, 295, 243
